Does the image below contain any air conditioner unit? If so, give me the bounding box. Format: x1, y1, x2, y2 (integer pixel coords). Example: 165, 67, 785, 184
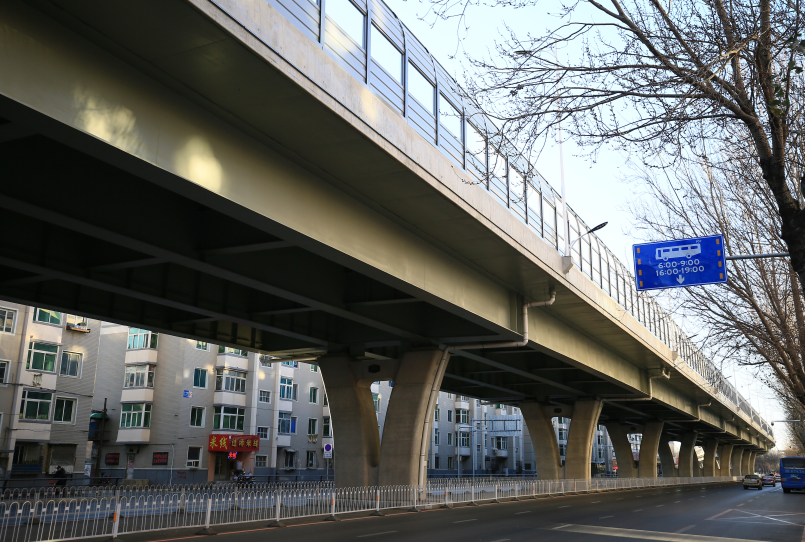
186, 460, 199, 468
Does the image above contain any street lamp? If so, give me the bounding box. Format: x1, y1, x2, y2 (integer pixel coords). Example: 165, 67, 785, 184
561, 222, 608, 273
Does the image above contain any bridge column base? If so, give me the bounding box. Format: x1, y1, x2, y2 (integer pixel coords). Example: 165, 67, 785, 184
731, 446, 744, 477
702, 439, 720, 477
747, 451, 757, 474
565, 399, 604, 480
719, 444, 734, 477
520, 403, 565, 480
677, 432, 698, 477
604, 422, 637, 478
638, 421, 664, 478
658, 436, 677, 477
740, 447, 751, 474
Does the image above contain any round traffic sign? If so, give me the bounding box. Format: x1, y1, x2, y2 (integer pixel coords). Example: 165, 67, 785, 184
324, 443, 332, 452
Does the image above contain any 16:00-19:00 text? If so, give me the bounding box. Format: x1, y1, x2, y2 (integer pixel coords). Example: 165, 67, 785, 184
656, 259, 705, 276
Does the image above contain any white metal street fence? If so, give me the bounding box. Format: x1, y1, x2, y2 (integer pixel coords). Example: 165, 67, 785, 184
0, 476, 738, 542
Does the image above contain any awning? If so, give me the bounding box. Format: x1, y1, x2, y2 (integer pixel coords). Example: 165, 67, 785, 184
90, 412, 109, 419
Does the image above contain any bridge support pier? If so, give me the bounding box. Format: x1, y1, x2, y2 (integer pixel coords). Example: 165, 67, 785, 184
564, 399, 603, 480
520, 403, 563, 481
604, 423, 637, 478
638, 422, 664, 478
658, 436, 676, 477
718, 444, 734, 477
703, 439, 719, 477
747, 451, 757, 474
731, 447, 744, 477
678, 432, 698, 477
740, 447, 751, 474
377, 348, 448, 487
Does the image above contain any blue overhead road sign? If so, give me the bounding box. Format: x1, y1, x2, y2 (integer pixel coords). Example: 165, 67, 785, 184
633, 235, 728, 291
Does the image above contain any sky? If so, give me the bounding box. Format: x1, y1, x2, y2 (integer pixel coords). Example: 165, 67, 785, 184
383, 0, 793, 447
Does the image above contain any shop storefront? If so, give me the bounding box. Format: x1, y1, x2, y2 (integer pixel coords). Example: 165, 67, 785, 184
207, 434, 259, 482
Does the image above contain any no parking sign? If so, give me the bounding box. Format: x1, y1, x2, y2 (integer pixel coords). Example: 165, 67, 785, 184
323, 443, 333, 458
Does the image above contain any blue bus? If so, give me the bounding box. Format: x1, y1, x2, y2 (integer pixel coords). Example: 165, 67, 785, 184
780, 457, 805, 493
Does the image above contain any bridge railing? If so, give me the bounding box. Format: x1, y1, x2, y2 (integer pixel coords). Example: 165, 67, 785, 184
224, 0, 771, 437
0, 476, 739, 542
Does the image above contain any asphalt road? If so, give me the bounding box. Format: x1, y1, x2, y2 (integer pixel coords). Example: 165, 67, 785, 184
145, 482, 805, 542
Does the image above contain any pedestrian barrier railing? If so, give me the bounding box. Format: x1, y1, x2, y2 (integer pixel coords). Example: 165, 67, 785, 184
0, 476, 738, 542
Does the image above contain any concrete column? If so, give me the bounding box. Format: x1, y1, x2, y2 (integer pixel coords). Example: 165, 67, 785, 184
604, 423, 637, 478
318, 355, 383, 487
657, 438, 676, 477
748, 451, 757, 474
718, 444, 734, 477
520, 403, 563, 480
377, 348, 448, 487
638, 421, 664, 478
702, 439, 719, 477
731, 447, 744, 477
564, 399, 603, 480
677, 432, 698, 477
740, 447, 751, 475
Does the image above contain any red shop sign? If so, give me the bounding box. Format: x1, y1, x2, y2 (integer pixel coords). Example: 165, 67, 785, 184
208, 434, 260, 452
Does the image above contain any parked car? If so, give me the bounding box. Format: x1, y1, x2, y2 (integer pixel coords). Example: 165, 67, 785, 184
762, 474, 776, 486
743, 474, 763, 490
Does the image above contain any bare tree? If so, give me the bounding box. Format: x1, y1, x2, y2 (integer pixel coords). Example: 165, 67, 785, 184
427, 0, 805, 306
628, 136, 805, 409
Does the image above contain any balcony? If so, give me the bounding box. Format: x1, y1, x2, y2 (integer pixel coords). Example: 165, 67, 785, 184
217, 352, 248, 371
125, 349, 158, 364
492, 448, 508, 458
116, 428, 150, 444
458, 446, 471, 457
276, 434, 291, 447
214, 390, 247, 407
454, 400, 469, 410
120, 388, 153, 403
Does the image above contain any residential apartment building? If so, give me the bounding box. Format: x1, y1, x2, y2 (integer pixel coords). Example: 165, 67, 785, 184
0, 304, 617, 482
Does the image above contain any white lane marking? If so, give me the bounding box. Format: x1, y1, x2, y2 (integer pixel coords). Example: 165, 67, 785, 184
550, 523, 768, 541
357, 532, 398, 538
515, 511, 531, 515
489, 539, 510, 542
453, 519, 477, 523
735, 510, 802, 526
656, 505, 664, 507
591, 501, 601, 503
633, 509, 643, 512
706, 510, 732, 520
558, 505, 570, 508
675, 525, 696, 534
674, 501, 681, 503
616, 498, 623, 500
600, 515, 614, 519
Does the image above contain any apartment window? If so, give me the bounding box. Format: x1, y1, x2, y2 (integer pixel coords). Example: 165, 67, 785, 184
307, 450, 317, 468
120, 403, 152, 428
459, 432, 470, 447
310, 363, 318, 372
457, 409, 469, 424
323, 417, 331, 437
196, 341, 209, 351
434, 405, 439, 421
281, 360, 298, 368
218, 346, 248, 356
259, 355, 274, 367
193, 368, 207, 388
278, 412, 296, 434
309, 387, 319, 404
597, 434, 603, 445
284, 450, 296, 468
434, 429, 439, 445
124, 365, 155, 388
27, 342, 58, 372
435, 455, 440, 469
492, 436, 508, 449
308, 418, 318, 436
190, 406, 205, 427
447, 432, 453, 446
598, 448, 604, 460
446, 393, 453, 399
556, 417, 565, 424
447, 456, 455, 470
127, 328, 158, 349
597, 424, 603, 431
372, 393, 380, 412
213, 406, 244, 430
476, 444, 481, 452
0, 308, 16, 333
0, 360, 7, 383
53, 398, 76, 423
34, 308, 61, 325
255, 455, 267, 468
59, 352, 82, 377
187, 446, 202, 468
279, 377, 297, 400
447, 410, 452, 422
323, 393, 328, 406
559, 443, 567, 456
19, 390, 52, 420
558, 428, 568, 441
259, 390, 271, 403
215, 368, 246, 393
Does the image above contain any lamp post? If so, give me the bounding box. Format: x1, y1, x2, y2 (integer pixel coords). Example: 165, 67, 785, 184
561, 222, 608, 273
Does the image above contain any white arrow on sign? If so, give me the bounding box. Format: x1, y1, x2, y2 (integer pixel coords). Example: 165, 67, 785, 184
676, 276, 685, 284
